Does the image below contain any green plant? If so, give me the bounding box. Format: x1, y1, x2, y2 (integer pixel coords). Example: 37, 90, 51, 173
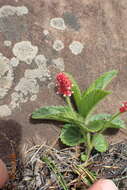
32, 70, 126, 165
42, 156, 68, 190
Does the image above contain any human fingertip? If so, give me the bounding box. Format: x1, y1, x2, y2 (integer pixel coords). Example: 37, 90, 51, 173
88, 179, 118, 190
100, 179, 118, 190
0, 159, 8, 188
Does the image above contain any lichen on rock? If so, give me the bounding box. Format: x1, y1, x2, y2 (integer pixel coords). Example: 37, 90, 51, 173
4, 40, 12, 47
35, 54, 47, 67
50, 17, 66, 30
0, 5, 28, 18
10, 57, 19, 67
12, 41, 38, 64
0, 105, 11, 117
69, 41, 84, 55
52, 57, 65, 71
0, 53, 14, 99
15, 78, 39, 96
53, 40, 64, 51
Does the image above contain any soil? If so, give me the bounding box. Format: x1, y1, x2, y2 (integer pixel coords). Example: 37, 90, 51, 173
92, 141, 127, 189
0, 0, 127, 156
3, 140, 127, 190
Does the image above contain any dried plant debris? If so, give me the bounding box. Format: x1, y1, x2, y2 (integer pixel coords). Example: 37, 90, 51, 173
3, 141, 127, 190
91, 141, 127, 189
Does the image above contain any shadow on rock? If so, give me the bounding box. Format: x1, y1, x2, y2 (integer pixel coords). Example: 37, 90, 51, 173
0, 119, 22, 164
103, 128, 119, 135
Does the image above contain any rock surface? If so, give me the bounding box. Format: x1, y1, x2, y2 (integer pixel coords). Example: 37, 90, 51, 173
0, 0, 127, 162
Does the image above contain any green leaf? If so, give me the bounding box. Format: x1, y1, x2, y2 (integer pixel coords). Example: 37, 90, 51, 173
80, 153, 87, 161
79, 90, 110, 118
86, 120, 106, 132
83, 70, 118, 96
64, 72, 81, 111
92, 134, 108, 152
89, 114, 126, 129
89, 113, 111, 121
60, 124, 85, 146
111, 117, 126, 129
32, 106, 76, 123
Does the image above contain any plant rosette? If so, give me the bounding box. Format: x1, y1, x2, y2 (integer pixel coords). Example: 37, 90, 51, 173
32, 70, 126, 184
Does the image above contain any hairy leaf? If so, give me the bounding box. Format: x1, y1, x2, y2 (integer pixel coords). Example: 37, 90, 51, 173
60, 124, 85, 146
89, 114, 126, 129
79, 90, 110, 118
86, 120, 105, 132
89, 113, 111, 121
92, 134, 108, 152
111, 117, 126, 129
83, 70, 118, 96
32, 106, 76, 123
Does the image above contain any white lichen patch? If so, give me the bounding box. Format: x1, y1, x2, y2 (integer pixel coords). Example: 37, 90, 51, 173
43, 30, 49, 36
12, 41, 38, 64
24, 69, 42, 79
0, 5, 28, 17
10, 77, 38, 109
30, 95, 37, 101
10, 57, 19, 67
0, 44, 65, 116
53, 40, 64, 51
0, 105, 11, 117
4, 40, 12, 47
69, 41, 84, 55
0, 54, 14, 99
16, 6, 29, 16
10, 92, 28, 109
15, 78, 39, 96
24, 68, 50, 81
48, 82, 55, 89
50, 18, 66, 30
9, 52, 52, 111
52, 57, 65, 71
35, 54, 47, 67
10, 92, 21, 109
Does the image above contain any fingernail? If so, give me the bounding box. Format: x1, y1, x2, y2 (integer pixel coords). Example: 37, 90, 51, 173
101, 179, 118, 190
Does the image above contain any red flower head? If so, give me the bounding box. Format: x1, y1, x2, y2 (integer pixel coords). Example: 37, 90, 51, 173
119, 102, 127, 113
56, 73, 72, 96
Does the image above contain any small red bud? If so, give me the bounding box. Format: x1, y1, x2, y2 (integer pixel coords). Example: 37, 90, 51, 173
119, 101, 127, 113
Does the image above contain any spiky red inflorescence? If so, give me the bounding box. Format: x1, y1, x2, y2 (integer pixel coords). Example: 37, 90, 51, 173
119, 102, 127, 113
56, 73, 72, 96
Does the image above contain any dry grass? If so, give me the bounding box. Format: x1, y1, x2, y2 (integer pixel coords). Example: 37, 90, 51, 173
3, 138, 127, 190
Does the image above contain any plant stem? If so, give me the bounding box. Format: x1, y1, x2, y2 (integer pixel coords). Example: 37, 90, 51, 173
84, 133, 93, 167
73, 164, 96, 186
66, 96, 74, 112
110, 112, 121, 122
101, 112, 121, 133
